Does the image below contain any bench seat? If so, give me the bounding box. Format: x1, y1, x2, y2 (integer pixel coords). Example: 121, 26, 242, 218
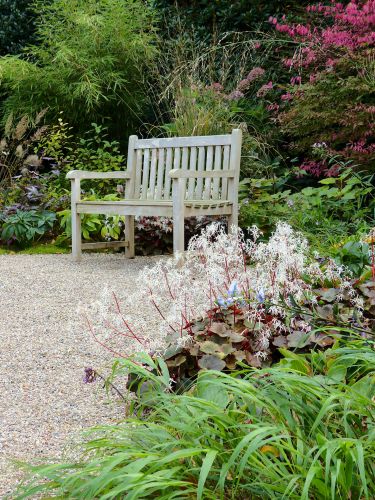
77, 199, 233, 217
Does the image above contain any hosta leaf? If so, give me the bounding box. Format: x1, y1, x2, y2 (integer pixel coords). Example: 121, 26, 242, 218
196, 379, 229, 407
327, 363, 347, 382
198, 355, 226, 371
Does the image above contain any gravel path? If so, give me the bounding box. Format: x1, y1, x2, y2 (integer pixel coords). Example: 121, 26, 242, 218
0, 253, 161, 497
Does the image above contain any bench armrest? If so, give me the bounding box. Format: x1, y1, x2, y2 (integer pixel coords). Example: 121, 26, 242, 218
169, 169, 236, 179
66, 170, 131, 180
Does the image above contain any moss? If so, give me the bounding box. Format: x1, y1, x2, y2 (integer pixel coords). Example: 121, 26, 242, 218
0, 243, 70, 254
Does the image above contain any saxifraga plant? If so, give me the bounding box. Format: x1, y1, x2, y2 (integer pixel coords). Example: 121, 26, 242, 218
14, 340, 375, 499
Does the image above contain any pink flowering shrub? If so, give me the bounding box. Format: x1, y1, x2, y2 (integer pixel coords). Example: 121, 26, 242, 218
270, 0, 375, 70
264, 1, 375, 172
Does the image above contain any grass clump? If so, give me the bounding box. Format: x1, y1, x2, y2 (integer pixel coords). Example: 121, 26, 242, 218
15, 340, 375, 499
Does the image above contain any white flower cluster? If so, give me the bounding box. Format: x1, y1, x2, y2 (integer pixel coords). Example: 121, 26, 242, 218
85, 222, 360, 358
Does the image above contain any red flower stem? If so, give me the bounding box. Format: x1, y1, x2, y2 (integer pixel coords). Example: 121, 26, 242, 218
112, 292, 147, 347
148, 288, 177, 333
85, 314, 127, 358
163, 270, 175, 300
104, 320, 146, 342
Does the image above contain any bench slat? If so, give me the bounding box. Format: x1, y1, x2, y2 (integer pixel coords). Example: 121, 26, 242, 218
81, 240, 129, 250
212, 146, 222, 199
187, 146, 197, 199
135, 134, 232, 149
195, 147, 205, 199
164, 148, 173, 199
203, 146, 213, 200
155, 148, 165, 199
148, 148, 157, 199
221, 145, 230, 200
133, 149, 142, 198
141, 149, 150, 199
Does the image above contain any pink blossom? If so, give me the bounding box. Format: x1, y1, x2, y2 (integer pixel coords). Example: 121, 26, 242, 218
246, 67, 265, 82
325, 58, 337, 67
256, 81, 273, 98
271, 0, 375, 68
227, 90, 244, 101
300, 160, 327, 177
283, 58, 294, 68
281, 92, 293, 101
207, 82, 224, 92
267, 103, 280, 112
237, 79, 251, 92
290, 75, 302, 85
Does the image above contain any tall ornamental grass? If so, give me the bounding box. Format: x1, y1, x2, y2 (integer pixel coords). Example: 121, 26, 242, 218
15, 341, 375, 499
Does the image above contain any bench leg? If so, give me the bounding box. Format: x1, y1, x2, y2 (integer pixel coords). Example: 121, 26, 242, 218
173, 213, 185, 255
71, 207, 82, 261
125, 215, 135, 258
228, 210, 238, 234
172, 178, 186, 258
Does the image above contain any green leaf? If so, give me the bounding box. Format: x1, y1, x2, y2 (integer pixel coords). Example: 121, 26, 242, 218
196, 378, 229, 407
319, 178, 337, 185
197, 450, 218, 500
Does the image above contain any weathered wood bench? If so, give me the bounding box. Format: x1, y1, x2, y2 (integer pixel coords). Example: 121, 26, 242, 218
66, 129, 242, 260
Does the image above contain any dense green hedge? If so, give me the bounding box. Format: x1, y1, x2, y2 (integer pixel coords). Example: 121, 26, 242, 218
153, 0, 309, 39
0, 0, 37, 55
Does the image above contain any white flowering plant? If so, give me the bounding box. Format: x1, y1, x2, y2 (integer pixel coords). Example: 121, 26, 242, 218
85, 222, 374, 389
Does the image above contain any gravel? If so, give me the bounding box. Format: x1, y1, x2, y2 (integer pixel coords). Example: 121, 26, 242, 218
0, 253, 161, 497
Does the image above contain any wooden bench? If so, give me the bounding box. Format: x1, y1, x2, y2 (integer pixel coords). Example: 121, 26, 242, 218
66, 129, 242, 260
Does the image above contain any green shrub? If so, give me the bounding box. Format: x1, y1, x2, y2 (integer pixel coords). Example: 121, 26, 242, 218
333, 241, 371, 277
1, 209, 56, 246
0, 0, 158, 137
240, 165, 375, 252
0, 0, 37, 55
57, 198, 122, 243
15, 341, 375, 499
154, 0, 309, 42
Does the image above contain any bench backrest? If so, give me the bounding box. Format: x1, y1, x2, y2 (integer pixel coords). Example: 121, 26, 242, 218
125, 129, 242, 201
